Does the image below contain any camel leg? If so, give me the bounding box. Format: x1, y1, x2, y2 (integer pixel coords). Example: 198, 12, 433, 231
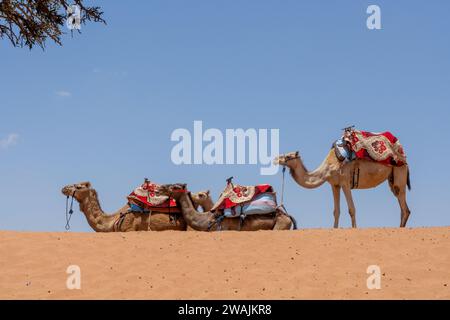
332, 185, 341, 228
342, 186, 357, 228
397, 191, 411, 227
391, 166, 411, 227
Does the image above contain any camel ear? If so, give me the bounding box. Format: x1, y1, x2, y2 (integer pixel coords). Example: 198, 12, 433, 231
85, 182, 91, 189
206, 190, 210, 195
295, 151, 299, 157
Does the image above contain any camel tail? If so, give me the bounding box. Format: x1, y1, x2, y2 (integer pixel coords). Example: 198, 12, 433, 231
407, 167, 411, 191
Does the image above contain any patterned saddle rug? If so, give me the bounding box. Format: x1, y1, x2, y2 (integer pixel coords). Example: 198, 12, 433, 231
127, 179, 180, 213
211, 180, 277, 217
340, 129, 407, 166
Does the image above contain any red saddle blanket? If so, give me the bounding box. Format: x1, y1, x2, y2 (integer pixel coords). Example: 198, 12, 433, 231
127, 180, 180, 213
344, 130, 407, 166
211, 182, 274, 212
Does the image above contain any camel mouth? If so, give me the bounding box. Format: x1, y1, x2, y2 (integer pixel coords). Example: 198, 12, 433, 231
61, 185, 75, 197
274, 154, 289, 165
273, 155, 283, 165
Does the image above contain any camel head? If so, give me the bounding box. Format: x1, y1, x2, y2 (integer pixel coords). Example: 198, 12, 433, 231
191, 190, 213, 211
273, 151, 300, 167
61, 181, 93, 200
158, 183, 188, 200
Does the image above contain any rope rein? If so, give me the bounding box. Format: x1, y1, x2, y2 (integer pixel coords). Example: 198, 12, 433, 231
280, 166, 286, 207
278, 165, 288, 213
65, 191, 75, 230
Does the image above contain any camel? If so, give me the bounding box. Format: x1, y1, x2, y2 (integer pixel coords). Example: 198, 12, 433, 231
157, 183, 297, 231
188, 190, 214, 231
61, 182, 213, 232
274, 150, 411, 228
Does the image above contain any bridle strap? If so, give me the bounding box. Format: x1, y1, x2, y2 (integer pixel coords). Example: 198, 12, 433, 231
284, 155, 300, 163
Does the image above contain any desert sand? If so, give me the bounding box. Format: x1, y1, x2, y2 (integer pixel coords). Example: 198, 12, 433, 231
0, 227, 449, 300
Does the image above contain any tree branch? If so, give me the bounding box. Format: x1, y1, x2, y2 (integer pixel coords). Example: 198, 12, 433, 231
0, 0, 105, 49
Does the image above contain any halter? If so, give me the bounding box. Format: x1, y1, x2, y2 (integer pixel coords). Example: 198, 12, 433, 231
284, 154, 300, 163
278, 153, 299, 214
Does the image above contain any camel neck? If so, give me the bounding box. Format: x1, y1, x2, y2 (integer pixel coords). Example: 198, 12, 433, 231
79, 190, 116, 232
290, 150, 339, 189
200, 198, 214, 212
178, 192, 214, 231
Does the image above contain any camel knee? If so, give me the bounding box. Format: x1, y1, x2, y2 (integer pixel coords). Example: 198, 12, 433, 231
348, 208, 355, 218
274, 215, 292, 230
333, 209, 340, 217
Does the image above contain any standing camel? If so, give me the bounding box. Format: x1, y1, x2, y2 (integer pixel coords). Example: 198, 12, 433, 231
61, 182, 212, 232
274, 150, 411, 228
157, 183, 297, 231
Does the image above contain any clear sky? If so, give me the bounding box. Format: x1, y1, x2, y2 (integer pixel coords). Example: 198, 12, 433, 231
1, 0, 450, 231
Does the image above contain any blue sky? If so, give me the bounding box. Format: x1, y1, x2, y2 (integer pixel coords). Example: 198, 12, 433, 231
1, 0, 449, 231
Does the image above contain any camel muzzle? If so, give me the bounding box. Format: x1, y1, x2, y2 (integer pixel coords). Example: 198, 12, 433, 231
61, 186, 71, 196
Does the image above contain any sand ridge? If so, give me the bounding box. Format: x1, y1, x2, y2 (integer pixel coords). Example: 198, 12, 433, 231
0, 227, 449, 299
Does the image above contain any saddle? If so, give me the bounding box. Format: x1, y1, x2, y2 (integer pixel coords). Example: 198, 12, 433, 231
211, 177, 277, 218
333, 127, 407, 166
127, 179, 181, 213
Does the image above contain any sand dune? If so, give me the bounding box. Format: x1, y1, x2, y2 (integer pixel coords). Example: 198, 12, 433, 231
0, 227, 449, 299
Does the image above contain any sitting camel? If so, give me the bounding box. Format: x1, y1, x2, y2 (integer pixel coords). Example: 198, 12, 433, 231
61, 182, 213, 232
157, 183, 297, 231
188, 190, 214, 231
274, 150, 411, 228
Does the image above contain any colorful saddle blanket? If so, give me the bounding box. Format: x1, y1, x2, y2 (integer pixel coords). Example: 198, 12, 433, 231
343, 130, 407, 166
211, 182, 277, 217
127, 180, 180, 213
223, 193, 277, 218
